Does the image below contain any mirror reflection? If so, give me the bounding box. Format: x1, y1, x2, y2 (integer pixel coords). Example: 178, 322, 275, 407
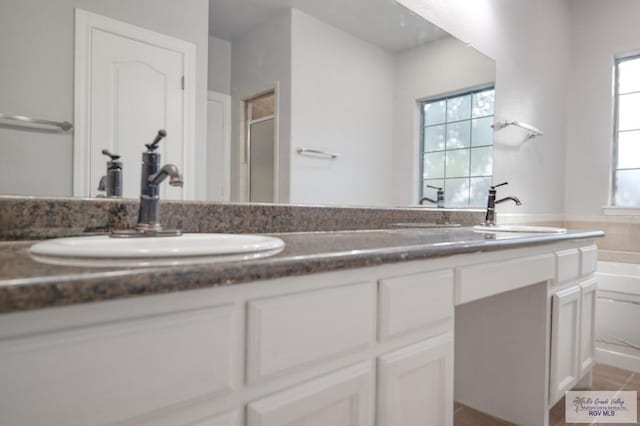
421, 87, 496, 207
0, 0, 496, 208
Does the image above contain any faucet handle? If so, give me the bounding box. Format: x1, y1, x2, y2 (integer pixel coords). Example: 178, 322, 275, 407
146, 129, 168, 151
426, 184, 443, 190
491, 181, 508, 189
101, 149, 121, 161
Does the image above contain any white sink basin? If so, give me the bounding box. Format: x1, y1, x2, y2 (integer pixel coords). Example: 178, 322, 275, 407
29, 233, 285, 267
473, 225, 567, 234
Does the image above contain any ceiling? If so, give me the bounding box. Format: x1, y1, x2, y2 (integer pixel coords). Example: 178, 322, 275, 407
209, 0, 449, 53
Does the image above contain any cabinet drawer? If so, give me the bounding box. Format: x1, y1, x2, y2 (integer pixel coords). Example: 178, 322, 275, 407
0, 304, 237, 426
247, 362, 373, 426
580, 245, 598, 276
555, 249, 580, 284
247, 282, 376, 384
455, 254, 554, 304
378, 270, 453, 341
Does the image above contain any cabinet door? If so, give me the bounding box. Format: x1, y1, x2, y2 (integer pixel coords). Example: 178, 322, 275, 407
550, 285, 581, 405
579, 278, 597, 378
247, 362, 372, 426
378, 333, 453, 426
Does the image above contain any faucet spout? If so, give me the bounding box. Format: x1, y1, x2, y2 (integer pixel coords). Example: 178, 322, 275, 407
420, 197, 436, 205
149, 164, 183, 187
495, 196, 522, 206
420, 185, 445, 208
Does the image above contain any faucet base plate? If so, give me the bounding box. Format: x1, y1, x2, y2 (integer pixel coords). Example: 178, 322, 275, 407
110, 229, 182, 238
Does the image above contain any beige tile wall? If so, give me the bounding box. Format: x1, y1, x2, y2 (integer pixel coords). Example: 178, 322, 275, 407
566, 219, 640, 263
499, 214, 640, 263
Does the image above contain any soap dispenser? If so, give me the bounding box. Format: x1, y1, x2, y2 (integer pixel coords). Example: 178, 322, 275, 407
97, 149, 123, 198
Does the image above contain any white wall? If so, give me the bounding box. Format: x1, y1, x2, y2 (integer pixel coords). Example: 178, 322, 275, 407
229, 10, 291, 202
392, 35, 496, 205
208, 36, 231, 95
289, 9, 395, 206
0, 0, 209, 198
564, 0, 640, 216
398, 0, 572, 215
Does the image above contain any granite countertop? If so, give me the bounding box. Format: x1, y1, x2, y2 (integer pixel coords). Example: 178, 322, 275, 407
0, 227, 604, 315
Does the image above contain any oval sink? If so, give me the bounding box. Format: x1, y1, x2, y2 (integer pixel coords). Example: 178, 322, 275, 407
29, 233, 285, 267
473, 225, 567, 234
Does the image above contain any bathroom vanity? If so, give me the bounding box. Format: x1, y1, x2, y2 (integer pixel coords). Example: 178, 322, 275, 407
0, 225, 602, 426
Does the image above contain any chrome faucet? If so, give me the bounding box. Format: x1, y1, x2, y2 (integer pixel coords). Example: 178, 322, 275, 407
111, 130, 183, 238
137, 129, 183, 233
97, 149, 123, 198
484, 182, 521, 226
420, 185, 444, 208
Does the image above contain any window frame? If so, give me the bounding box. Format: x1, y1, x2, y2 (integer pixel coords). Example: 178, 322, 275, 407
611, 53, 640, 207
419, 85, 496, 207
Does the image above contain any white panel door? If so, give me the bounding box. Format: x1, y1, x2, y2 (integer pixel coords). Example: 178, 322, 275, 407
550, 285, 581, 405
207, 91, 231, 201
378, 333, 454, 426
247, 362, 373, 426
75, 9, 195, 200
90, 30, 183, 200
579, 278, 597, 378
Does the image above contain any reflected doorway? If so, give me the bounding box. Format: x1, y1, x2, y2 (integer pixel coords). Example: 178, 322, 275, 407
244, 91, 277, 202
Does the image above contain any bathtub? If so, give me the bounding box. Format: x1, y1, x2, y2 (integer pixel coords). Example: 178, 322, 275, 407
595, 261, 640, 373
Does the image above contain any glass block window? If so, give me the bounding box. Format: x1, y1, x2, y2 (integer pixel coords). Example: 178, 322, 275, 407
421, 87, 495, 207
613, 54, 640, 206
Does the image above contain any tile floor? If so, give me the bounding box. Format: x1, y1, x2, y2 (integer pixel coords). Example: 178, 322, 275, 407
454, 364, 640, 426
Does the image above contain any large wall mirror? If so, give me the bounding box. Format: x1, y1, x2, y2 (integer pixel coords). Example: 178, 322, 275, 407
0, 0, 495, 208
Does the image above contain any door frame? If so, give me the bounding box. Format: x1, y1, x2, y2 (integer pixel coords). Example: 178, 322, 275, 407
207, 90, 231, 201
73, 8, 196, 198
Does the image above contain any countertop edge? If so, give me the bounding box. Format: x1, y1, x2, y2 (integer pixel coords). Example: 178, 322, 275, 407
0, 230, 604, 315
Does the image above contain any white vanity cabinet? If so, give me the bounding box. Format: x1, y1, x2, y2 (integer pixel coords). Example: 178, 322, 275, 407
549, 246, 598, 406
454, 242, 599, 426
0, 239, 599, 426
0, 262, 454, 426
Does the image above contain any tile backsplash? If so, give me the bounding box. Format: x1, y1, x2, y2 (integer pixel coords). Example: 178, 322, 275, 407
0, 196, 484, 240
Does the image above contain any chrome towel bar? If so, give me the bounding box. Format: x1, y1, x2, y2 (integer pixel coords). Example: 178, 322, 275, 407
296, 148, 340, 159
491, 120, 543, 138
0, 113, 73, 131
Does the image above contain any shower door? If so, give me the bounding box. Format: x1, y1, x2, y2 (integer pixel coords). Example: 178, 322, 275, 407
248, 118, 275, 202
